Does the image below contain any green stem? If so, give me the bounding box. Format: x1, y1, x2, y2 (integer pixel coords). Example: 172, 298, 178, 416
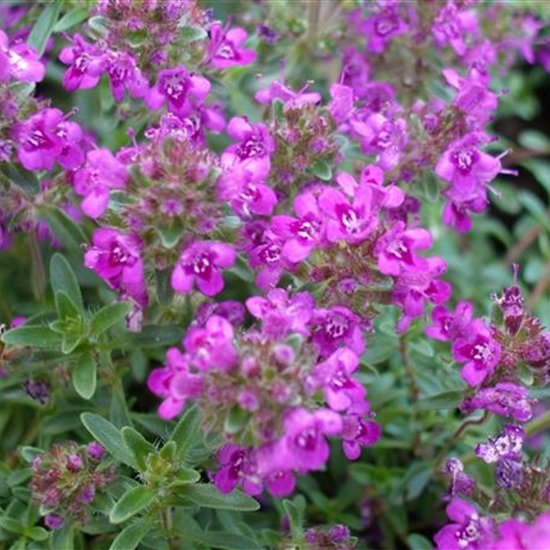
525, 409, 550, 437
30, 231, 45, 301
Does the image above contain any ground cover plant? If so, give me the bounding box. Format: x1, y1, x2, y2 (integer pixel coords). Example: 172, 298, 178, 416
1, 0, 550, 548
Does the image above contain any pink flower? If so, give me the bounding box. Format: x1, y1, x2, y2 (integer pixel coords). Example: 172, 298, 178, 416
145, 66, 211, 117
59, 33, 106, 91
171, 241, 236, 297
425, 301, 473, 341
341, 414, 381, 460
84, 228, 148, 307
208, 22, 256, 69
73, 149, 128, 218
0, 30, 45, 83
452, 319, 501, 386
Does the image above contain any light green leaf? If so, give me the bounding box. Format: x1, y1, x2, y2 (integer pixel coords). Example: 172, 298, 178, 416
109, 486, 156, 524
170, 405, 201, 461
50, 254, 83, 312
177, 484, 260, 511
72, 351, 97, 400
415, 390, 462, 411
53, 6, 89, 32
108, 515, 155, 550
91, 302, 133, 336
28, 1, 62, 56
81, 413, 137, 469
121, 427, 155, 471
1, 325, 62, 348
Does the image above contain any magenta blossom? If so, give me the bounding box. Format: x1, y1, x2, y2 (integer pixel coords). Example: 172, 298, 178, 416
0, 30, 45, 83
73, 149, 128, 218
341, 414, 381, 460
59, 33, 106, 91
106, 52, 148, 102
452, 319, 501, 386
145, 66, 211, 117
208, 22, 256, 69
84, 228, 148, 307
171, 241, 236, 297
434, 498, 495, 550
183, 315, 238, 372
432, 2, 479, 56
425, 301, 473, 341
147, 348, 203, 420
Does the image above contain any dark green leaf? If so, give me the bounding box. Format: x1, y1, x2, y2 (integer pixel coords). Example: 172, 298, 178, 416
39, 205, 87, 253
177, 484, 259, 511
113, 325, 184, 349
171, 405, 201, 461
415, 390, 462, 411
91, 302, 133, 336
0, 516, 24, 534
180, 530, 261, 550
0, 163, 40, 194
72, 351, 97, 400
224, 406, 249, 435
28, 1, 62, 56
407, 533, 433, 550
80, 413, 137, 469
157, 222, 184, 249
282, 498, 304, 537
1, 325, 62, 348
121, 427, 155, 471
19, 446, 43, 463
50, 254, 84, 312
53, 6, 89, 32
155, 269, 174, 306
109, 486, 156, 524
178, 25, 208, 43
25, 526, 49, 541
309, 160, 332, 181
108, 515, 155, 550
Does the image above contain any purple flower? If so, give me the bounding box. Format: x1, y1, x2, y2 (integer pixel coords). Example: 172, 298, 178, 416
495, 511, 550, 550
106, 52, 148, 102
86, 442, 105, 461
145, 66, 211, 117
328, 83, 355, 124
432, 3, 479, 56
476, 424, 525, 464
222, 117, 274, 181
246, 288, 314, 339
255, 79, 321, 109
495, 459, 523, 491
312, 348, 368, 413
271, 192, 325, 262
360, 5, 408, 54
183, 315, 238, 372
59, 33, 106, 91
74, 149, 128, 218
434, 498, 495, 550
376, 222, 433, 276
84, 228, 148, 307
341, 414, 381, 460
0, 30, 45, 83
425, 301, 473, 341
436, 133, 501, 201
452, 319, 501, 386
258, 408, 342, 474
461, 383, 533, 422
44, 514, 65, 530
147, 347, 203, 420
311, 306, 365, 358
318, 186, 377, 244
444, 458, 475, 500
248, 233, 289, 291
213, 444, 262, 495
171, 241, 236, 297
208, 22, 256, 69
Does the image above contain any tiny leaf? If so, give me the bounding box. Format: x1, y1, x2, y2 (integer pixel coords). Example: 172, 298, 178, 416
121, 427, 155, 471
50, 254, 83, 312
72, 351, 97, 400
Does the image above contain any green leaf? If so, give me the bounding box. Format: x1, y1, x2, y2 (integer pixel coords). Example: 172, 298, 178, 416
180, 530, 261, 550
53, 6, 89, 32
28, 1, 62, 56
0, 163, 40, 194
109, 486, 156, 524
282, 498, 304, 537
39, 205, 87, 253
177, 484, 260, 511
72, 351, 97, 400
1, 325, 62, 348
0, 516, 24, 534
224, 405, 249, 435
170, 405, 201, 461
121, 427, 155, 471
19, 446, 43, 463
80, 413, 137, 469
113, 325, 184, 349
50, 254, 83, 312
108, 515, 155, 550
415, 390, 462, 411
155, 269, 174, 306
25, 526, 49, 541
518, 130, 550, 154
407, 533, 433, 550
157, 222, 184, 249
171, 468, 201, 486
309, 160, 332, 181
54, 291, 83, 323
178, 25, 208, 43
91, 302, 133, 336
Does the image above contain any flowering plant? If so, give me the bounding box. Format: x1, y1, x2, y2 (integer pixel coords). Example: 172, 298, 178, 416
1, 1, 550, 549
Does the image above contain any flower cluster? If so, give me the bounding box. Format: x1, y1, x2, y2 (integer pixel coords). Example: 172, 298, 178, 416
30, 442, 116, 529
148, 289, 380, 497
